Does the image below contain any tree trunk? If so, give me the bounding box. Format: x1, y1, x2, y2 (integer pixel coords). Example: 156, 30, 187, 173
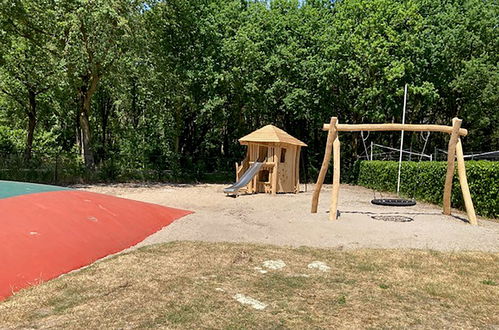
99, 92, 111, 159
131, 79, 139, 129
80, 104, 94, 168
78, 73, 100, 168
75, 108, 82, 153
174, 103, 181, 154
24, 90, 37, 161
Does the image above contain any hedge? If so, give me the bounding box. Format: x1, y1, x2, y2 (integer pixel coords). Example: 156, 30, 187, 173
357, 161, 498, 218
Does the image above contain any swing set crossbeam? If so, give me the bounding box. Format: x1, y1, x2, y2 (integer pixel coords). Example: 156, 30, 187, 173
322, 123, 468, 136
311, 116, 478, 225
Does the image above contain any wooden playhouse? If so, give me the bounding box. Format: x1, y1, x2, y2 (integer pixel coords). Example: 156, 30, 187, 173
226, 125, 307, 195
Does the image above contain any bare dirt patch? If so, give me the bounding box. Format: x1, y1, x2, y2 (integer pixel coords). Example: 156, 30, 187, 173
76, 183, 499, 252
1, 242, 497, 329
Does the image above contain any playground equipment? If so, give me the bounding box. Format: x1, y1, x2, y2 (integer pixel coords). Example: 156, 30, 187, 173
311, 117, 478, 225
366, 84, 417, 206
225, 125, 307, 195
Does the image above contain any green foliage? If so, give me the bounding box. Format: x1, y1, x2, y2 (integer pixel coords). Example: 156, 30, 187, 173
357, 161, 499, 218
0, 125, 24, 153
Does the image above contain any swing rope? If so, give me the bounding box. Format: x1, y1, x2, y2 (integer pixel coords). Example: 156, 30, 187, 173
361, 131, 370, 160
360, 131, 378, 199
418, 131, 431, 162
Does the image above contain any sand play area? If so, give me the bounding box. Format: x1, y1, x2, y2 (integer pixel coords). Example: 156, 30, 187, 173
78, 183, 499, 252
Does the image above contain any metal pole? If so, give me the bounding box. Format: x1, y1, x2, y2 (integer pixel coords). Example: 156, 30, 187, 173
396, 84, 408, 195
370, 141, 373, 161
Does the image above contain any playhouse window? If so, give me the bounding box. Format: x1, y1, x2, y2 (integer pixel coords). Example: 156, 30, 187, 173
258, 146, 268, 161
280, 148, 286, 163
259, 170, 269, 182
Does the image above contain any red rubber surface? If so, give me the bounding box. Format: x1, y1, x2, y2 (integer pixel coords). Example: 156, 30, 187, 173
0, 190, 192, 300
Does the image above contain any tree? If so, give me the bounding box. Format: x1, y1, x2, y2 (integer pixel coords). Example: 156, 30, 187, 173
0, 0, 497, 181
58, 0, 139, 168
0, 0, 61, 159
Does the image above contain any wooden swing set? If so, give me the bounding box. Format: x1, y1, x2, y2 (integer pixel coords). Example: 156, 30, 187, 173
311, 117, 478, 225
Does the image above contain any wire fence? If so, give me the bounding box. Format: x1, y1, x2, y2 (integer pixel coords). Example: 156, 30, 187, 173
434, 149, 499, 161
2, 146, 495, 186
0, 151, 236, 185
357, 143, 499, 162
358, 143, 433, 161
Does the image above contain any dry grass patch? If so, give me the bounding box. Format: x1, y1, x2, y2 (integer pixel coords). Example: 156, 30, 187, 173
1, 242, 498, 329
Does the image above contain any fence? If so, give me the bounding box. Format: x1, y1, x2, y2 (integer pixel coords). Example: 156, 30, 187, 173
434, 149, 499, 161
0, 151, 235, 185
358, 143, 499, 162
358, 142, 432, 161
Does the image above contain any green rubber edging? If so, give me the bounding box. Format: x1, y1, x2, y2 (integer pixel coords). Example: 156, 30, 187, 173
0, 180, 71, 200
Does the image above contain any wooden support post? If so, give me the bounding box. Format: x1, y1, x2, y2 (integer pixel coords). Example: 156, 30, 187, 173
329, 135, 341, 220
455, 138, 478, 225
294, 146, 301, 193
311, 117, 337, 213
443, 118, 462, 215
272, 149, 280, 195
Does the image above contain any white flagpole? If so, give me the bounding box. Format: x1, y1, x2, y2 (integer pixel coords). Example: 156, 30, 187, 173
396, 84, 408, 195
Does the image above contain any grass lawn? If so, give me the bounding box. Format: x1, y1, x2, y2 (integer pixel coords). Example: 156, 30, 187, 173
1, 242, 498, 329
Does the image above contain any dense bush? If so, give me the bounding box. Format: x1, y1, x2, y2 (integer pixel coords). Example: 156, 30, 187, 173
0, 126, 24, 153
357, 161, 498, 218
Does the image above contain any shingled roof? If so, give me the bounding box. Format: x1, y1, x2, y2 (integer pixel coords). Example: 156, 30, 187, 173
239, 125, 307, 147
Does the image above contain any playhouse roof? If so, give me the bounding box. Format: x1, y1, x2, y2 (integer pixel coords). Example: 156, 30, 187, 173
239, 125, 307, 147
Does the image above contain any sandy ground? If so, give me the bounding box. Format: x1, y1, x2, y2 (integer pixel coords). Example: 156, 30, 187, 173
77, 183, 499, 252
